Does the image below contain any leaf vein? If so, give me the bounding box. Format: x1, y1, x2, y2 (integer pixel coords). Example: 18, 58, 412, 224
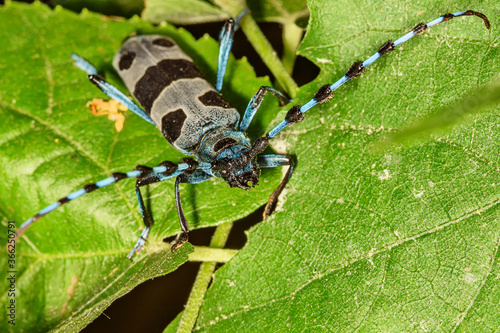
452, 232, 500, 331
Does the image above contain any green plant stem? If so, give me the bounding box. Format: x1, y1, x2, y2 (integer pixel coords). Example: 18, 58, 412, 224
176, 222, 234, 333
212, 0, 299, 97
282, 22, 303, 75
189, 246, 238, 262
239, 15, 299, 97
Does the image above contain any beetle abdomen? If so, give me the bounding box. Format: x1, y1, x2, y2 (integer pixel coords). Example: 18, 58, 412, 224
113, 35, 240, 154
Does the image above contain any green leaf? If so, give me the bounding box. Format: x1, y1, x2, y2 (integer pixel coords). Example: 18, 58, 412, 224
194, 0, 500, 331
143, 0, 227, 25
0, 2, 282, 332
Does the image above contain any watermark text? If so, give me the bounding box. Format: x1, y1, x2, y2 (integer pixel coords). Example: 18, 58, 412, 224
6, 221, 16, 325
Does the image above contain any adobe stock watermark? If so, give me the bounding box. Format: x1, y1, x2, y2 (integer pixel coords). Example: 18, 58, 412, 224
441, 80, 500, 125
6, 221, 16, 326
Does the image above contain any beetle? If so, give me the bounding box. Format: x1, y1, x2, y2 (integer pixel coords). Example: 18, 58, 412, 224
14, 10, 490, 259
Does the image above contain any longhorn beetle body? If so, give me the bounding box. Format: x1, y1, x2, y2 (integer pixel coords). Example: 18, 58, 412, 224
14, 10, 490, 259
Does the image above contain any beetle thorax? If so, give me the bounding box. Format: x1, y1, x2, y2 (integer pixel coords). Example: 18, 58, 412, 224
196, 128, 260, 190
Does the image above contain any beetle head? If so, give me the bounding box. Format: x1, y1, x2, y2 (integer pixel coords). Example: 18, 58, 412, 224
212, 145, 260, 190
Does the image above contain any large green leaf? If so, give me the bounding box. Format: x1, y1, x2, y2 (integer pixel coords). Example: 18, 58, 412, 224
194, 0, 500, 331
0, 2, 282, 332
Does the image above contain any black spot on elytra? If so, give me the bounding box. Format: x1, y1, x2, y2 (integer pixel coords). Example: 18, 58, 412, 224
119, 51, 136, 70
214, 138, 236, 152
152, 38, 175, 47
134, 59, 204, 113
198, 90, 232, 108
162, 109, 187, 144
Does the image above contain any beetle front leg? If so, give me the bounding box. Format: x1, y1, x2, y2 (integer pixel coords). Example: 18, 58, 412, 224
171, 170, 213, 251
239, 86, 290, 132
215, 9, 249, 91
258, 154, 294, 219
71, 53, 155, 125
